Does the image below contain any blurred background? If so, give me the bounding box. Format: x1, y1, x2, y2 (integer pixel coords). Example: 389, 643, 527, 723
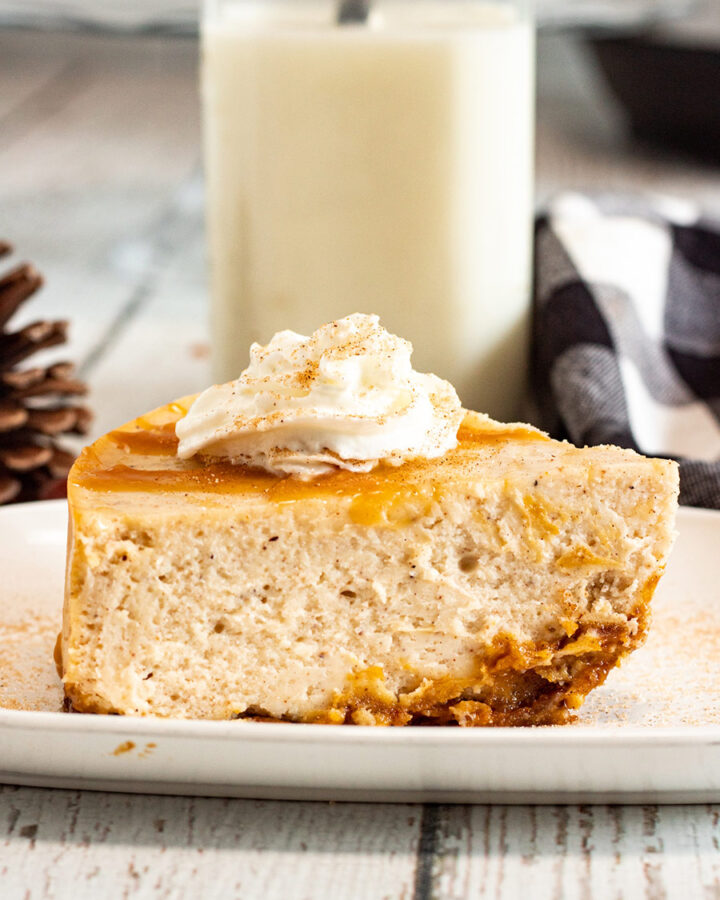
1, 0, 719, 439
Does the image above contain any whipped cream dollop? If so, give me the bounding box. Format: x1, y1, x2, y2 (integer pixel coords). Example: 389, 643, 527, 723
176, 313, 464, 479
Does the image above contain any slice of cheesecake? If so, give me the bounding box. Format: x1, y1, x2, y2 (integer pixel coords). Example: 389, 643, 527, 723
60, 398, 678, 725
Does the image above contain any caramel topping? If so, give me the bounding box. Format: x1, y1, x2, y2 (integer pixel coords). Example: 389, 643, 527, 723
69, 401, 550, 523
107, 424, 179, 456
457, 424, 550, 445
72, 455, 440, 515
53, 630, 63, 678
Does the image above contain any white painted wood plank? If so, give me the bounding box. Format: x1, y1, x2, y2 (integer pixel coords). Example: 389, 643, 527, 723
0, 786, 421, 900
4, 791, 720, 900
81, 173, 209, 438
429, 804, 720, 900
0, 35, 69, 121
0, 32, 199, 191
0, 29, 201, 376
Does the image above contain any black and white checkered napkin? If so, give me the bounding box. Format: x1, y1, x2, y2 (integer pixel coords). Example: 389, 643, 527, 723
532, 193, 720, 509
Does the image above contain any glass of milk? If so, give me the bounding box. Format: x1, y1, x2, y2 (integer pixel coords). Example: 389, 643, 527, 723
202, 0, 535, 419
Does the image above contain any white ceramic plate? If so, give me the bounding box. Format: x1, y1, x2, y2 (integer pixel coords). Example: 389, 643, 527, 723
2, 499, 720, 803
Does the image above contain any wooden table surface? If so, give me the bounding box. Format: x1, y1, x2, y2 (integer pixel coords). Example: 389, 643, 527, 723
1, 26, 720, 900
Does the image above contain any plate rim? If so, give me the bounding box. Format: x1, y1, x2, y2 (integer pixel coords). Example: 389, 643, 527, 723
2, 708, 720, 745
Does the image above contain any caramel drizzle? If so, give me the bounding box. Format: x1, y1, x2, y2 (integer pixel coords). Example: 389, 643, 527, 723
70, 405, 548, 524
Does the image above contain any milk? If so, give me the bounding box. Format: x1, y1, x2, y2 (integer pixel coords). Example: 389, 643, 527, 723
203, 1, 535, 418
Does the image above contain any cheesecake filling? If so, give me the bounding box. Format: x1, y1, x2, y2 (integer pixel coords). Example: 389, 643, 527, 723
176, 313, 464, 479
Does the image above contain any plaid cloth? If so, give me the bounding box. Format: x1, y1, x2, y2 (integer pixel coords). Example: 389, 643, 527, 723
532, 193, 720, 509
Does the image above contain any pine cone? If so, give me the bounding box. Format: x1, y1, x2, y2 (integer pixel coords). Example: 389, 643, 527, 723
0, 242, 92, 505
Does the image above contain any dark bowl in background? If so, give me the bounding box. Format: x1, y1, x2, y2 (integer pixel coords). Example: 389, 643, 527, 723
589, 33, 720, 164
